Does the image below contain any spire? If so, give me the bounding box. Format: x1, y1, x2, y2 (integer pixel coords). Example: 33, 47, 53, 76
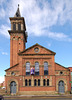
14, 4, 21, 17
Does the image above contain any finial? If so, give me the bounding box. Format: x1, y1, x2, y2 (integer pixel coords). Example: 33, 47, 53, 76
14, 4, 21, 17
18, 4, 19, 8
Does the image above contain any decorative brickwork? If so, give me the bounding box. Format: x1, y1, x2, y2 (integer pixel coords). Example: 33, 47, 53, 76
5, 6, 72, 95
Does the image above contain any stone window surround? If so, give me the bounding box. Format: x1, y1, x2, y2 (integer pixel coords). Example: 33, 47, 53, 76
56, 78, 67, 92
11, 22, 23, 30
24, 78, 50, 87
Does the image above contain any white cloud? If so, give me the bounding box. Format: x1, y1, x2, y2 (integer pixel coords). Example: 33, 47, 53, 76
2, 52, 8, 55
0, 8, 5, 18
0, 76, 4, 83
0, 0, 5, 5
0, 0, 72, 41
0, 25, 10, 38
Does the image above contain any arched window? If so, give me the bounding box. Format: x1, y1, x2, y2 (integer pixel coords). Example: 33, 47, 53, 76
29, 79, 31, 86
38, 79, 40, 86
13, 23, 16, 30
43, 79, 46, 86
35, 62, 39, 75
25, 79, 27, 86
18, 23, 21, 31
44, 62, 48, 75
47, 79, 49, 86
26, 62, 30, 75
34, 79, 37, 86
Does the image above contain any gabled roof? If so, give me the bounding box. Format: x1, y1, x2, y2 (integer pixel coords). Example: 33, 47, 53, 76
18, 43, 56, 55
5, 63, 19, 71
55, 62, 69, 70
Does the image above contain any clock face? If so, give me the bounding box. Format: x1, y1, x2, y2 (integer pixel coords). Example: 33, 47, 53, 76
34, 47, 39, 53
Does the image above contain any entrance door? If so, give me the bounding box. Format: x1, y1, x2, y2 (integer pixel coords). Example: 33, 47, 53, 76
10, 81, 16, 94
58, 81, 65, 93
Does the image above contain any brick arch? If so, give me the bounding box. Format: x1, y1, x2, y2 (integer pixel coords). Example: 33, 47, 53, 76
56, 78, 67, 92
7, 79, 18, 94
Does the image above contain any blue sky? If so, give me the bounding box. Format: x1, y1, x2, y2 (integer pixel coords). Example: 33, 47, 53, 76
0, 0, 72, 83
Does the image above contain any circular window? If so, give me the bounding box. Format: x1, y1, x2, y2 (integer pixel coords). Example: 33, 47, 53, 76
11, 72, 15, 76
60, 71, 63, 75
34, 47, 39, 53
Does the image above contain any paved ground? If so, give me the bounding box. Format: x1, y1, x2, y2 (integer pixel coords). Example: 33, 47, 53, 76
3, 96, 72, 100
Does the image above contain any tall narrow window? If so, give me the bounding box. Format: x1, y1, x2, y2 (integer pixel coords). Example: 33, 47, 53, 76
25, 79, 27, 86
34, 79, 37, 86
44, 62, 48, 75
38, 79, 40, 86
18, 23, 21, 31
26, 62, 30, 75
13, 23, 16, 30
29, 79, 31, 86
43, 79, 46, 86
47, 79, 49, 86
35, 62, 39, 75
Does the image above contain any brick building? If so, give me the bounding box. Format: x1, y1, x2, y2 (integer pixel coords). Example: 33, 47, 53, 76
5, 5, 72, 95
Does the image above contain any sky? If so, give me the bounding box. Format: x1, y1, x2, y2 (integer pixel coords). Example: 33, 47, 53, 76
0, 0, 72, 83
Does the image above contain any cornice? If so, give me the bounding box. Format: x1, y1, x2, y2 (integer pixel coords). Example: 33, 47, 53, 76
19, 54, 55, 56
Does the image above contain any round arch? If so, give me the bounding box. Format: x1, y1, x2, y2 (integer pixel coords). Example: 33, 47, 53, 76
56, 78, 67, 92
7, 79, 18, 94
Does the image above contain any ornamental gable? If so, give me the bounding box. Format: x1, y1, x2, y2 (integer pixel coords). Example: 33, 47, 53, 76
18, 43, 56, 55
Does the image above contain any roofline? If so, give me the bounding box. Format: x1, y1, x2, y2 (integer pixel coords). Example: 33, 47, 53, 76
5, 63, 19, 71
55, 62, 69, 70
18, 43, 56, 55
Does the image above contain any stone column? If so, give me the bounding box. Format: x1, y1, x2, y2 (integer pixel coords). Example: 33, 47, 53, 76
21, 24, 23, 30
41, 76, 43, 86
50, 76, 52, 86
16, 23, 18, 30
32, 76, 34, 86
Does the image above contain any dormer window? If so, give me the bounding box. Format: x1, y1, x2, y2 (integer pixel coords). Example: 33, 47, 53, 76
13, 23, 16, 30
18, 23, 21, 31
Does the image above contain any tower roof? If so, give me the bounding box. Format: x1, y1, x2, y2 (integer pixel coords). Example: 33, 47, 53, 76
14, 4, 21, 17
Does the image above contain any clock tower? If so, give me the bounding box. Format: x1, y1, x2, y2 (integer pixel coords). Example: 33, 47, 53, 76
8, 5, 27, 67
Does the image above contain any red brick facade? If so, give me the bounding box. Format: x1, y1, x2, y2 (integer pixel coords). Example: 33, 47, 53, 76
5, 7, 72, 95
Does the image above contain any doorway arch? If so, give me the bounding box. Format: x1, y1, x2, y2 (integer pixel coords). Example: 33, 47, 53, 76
58, 80, 65, 93
10, 81, 16, 94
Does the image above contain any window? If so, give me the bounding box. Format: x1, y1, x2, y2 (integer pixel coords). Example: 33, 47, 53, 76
11, 72, 15, 76
18, 23, 21, 31
44, 62, 48, 75
71, 84, 72, 91
35, 62, 39, 75
47, 79, 49, 86
60, 71, 63, 75
25, 79, 27, 86
71, 72, 72, 76
38, 79, 40, 86
43, 79, 46, 86
29, 79, 31, 86
13, 23, 16, 30
26, 62, 30, 75
34, 47, 39, 53
34, 79, 37, 86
